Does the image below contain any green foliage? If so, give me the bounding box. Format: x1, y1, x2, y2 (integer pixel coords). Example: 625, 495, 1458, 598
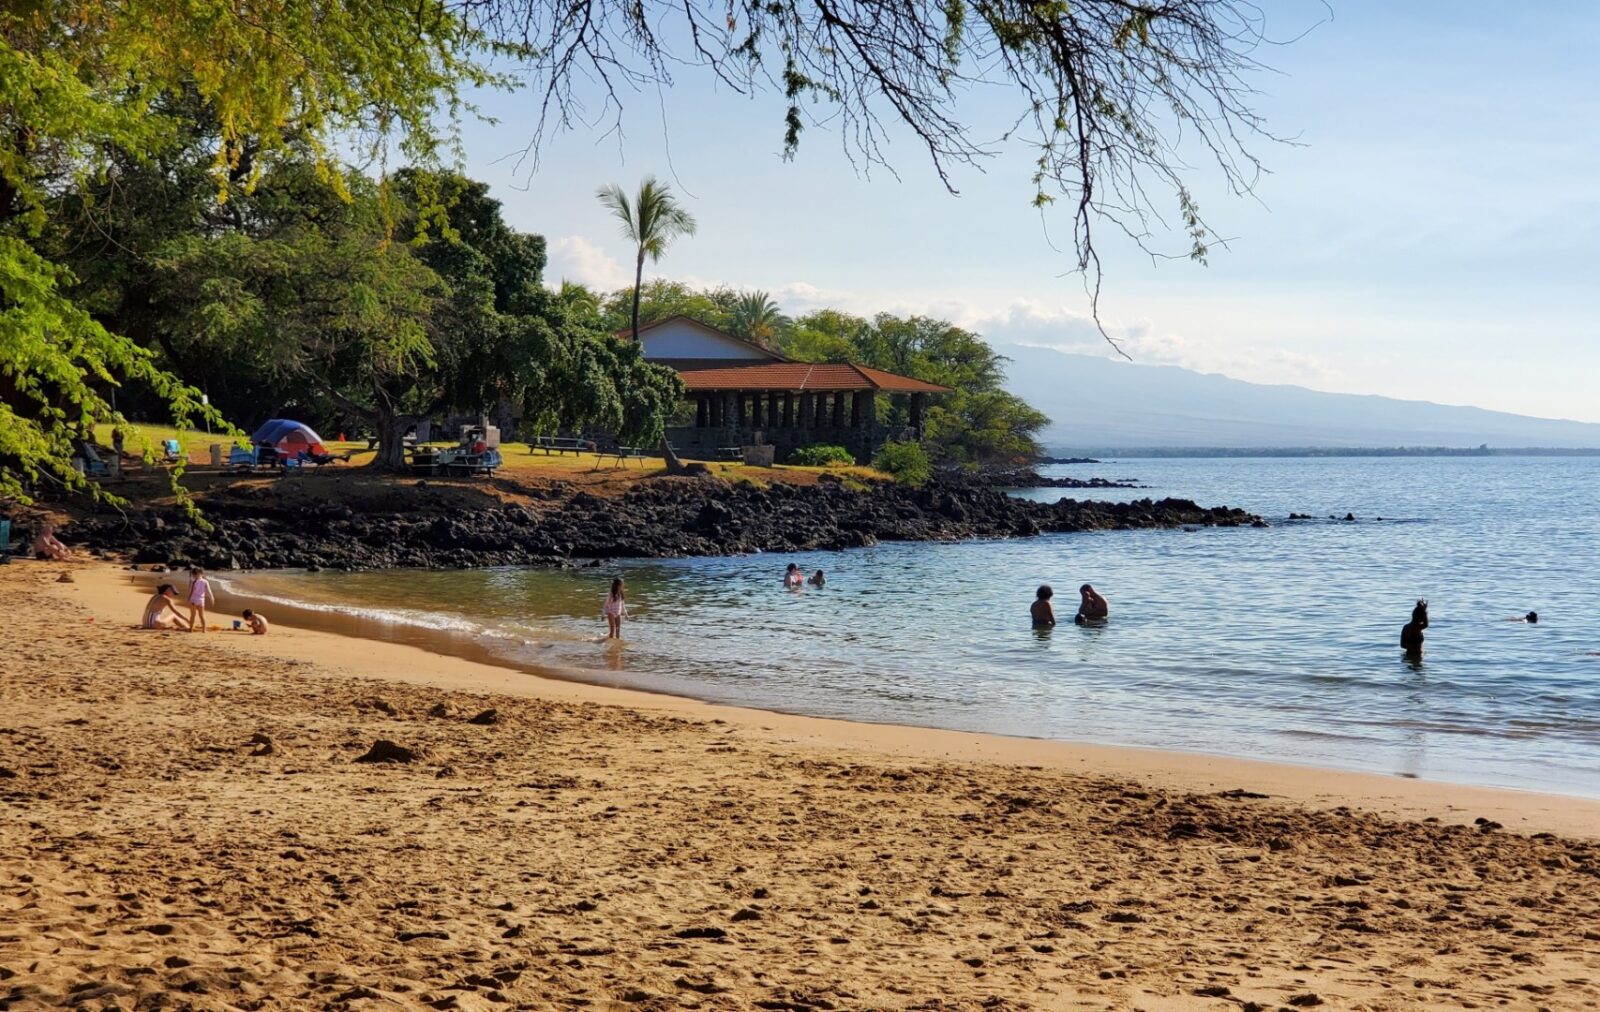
726, 291, 791, 348
0, 0, 502, 498
873, 440, 932, 486
788, 444, 856, 467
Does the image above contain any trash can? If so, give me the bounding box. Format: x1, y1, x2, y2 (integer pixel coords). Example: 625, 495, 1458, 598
210, 443, 223, 466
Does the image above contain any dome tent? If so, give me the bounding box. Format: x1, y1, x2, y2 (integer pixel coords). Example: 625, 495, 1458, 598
250, 419, 327, 456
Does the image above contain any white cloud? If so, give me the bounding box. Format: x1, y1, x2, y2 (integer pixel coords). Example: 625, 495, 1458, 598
546, 235, 630, 291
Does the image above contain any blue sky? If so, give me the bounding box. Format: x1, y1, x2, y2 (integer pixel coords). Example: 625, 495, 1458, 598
446, 1, 1600, 422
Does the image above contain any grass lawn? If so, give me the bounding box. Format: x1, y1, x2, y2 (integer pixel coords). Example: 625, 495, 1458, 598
94, 424, 887, 486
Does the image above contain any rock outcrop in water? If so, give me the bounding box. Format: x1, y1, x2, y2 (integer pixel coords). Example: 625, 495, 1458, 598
68, 474, 1263, 572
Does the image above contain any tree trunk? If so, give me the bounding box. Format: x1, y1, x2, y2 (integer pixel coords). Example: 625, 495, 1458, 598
630, 251, 687, 475
372, 411, 413, 472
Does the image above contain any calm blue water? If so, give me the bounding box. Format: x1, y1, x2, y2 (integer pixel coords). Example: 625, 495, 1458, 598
232, 457, 1600, 796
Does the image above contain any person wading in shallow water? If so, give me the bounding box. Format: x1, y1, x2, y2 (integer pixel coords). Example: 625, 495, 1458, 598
1074, 584, 1109, 626
1401, 599, 1429, 659
1030, 585, 1056, 629
603, 578, 627, 640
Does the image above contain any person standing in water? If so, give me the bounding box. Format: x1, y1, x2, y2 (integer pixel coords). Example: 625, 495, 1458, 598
807, 569, 826, 588
603, 578, 627, 639
1075, 584, 1108, 625
1401, 599, 1428, 659
1030, 585, 1056, 628
784, 563, 804, 589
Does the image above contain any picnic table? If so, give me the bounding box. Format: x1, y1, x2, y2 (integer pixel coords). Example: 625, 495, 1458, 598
530, 435, 596, 455
717, 446, 743, 462
597, 445, 649, 468
409, 448, 440, 476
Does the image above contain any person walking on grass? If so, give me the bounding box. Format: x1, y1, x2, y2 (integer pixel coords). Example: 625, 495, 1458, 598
603, 578, 627, 639
186, 566, 214, 632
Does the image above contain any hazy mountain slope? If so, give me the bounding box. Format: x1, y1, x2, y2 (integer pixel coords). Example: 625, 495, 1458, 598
1001, 345, 1600, 450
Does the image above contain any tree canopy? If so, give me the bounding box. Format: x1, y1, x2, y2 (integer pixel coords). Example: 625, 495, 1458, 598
3, 0, 1274, 497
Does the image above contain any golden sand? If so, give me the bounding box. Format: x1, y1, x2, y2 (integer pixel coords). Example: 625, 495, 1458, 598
3, 561, 1597, 1010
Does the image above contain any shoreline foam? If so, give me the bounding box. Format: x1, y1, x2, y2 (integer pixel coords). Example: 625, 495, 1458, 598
74, 563, 1600, 838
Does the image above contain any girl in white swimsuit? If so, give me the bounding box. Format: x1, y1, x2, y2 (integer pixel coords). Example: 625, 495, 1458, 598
603, 578, 627, 639
186, 567, 214, 632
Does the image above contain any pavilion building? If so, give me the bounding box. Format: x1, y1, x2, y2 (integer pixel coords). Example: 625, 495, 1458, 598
629, 316, 950, 463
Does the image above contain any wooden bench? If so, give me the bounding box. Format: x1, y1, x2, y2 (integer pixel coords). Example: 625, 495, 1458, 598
716, 446, 744, 462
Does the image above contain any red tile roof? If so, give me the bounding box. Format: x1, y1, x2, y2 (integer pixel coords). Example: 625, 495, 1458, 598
656, 359, 951, 394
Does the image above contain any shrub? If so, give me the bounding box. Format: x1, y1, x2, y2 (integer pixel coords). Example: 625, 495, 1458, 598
788, 443, 856, 467
873, 440, 931, 486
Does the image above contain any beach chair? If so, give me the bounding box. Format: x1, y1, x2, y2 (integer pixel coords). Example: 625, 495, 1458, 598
77, 441, 112, 478
228, 445, 259, 471
162, 438, 183, 464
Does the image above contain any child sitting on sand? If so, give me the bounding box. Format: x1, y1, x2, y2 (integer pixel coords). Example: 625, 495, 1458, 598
142, 584, 191, 631
186, 567, 214, 632
603, 578, 627, 639
242, 609, 269, 635
31, 524, 72, 562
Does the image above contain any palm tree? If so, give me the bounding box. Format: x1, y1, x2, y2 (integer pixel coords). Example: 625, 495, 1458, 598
728, 290, 791, 348
596, 176, 698, 471
596, 177, 698, 341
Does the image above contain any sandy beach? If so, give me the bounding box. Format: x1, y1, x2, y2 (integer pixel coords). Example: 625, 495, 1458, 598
4, 561, 1599, 1010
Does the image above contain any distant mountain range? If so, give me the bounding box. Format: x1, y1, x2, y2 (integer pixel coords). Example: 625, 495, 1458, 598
1000, 345, 1600, 453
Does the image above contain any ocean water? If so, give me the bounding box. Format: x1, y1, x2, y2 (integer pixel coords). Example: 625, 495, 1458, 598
227, 457, 1600, 796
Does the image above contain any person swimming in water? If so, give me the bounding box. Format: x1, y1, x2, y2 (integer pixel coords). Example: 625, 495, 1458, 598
807, 569, 826, 587
1030, 585, 1056, 628
1506, 611, 1539, 623
1401, 599, 1429, 658
1074, 583, 1108, 625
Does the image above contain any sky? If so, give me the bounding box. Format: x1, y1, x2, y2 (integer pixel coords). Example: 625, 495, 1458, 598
443, 1, 1600, 423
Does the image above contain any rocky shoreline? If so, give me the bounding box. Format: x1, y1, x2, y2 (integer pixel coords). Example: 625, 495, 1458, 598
67, 475, 1265, 572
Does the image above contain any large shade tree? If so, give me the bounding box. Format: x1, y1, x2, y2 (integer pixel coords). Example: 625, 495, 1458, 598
0, 0, 496, 500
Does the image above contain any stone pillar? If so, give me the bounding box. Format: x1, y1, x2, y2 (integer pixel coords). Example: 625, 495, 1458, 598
908, 392, 924, 430
724, 392, 738, 430
782, 392, 794, 428
863, 391, 878, 429
832, 392, 845, 428
798, 393, 814, 434
813, 393, 827, 428
851, 391, 864, 427
696, 396, 709, 428
751, 392, 764, 428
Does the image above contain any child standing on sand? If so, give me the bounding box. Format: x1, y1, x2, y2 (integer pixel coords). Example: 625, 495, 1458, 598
603, 578, 627, 639
186, 566, 214, 632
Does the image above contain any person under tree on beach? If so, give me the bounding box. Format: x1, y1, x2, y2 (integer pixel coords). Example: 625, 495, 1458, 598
603, 578, 627, 639
1075, 584, 1109, 625
1031, 586, 1056, 628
